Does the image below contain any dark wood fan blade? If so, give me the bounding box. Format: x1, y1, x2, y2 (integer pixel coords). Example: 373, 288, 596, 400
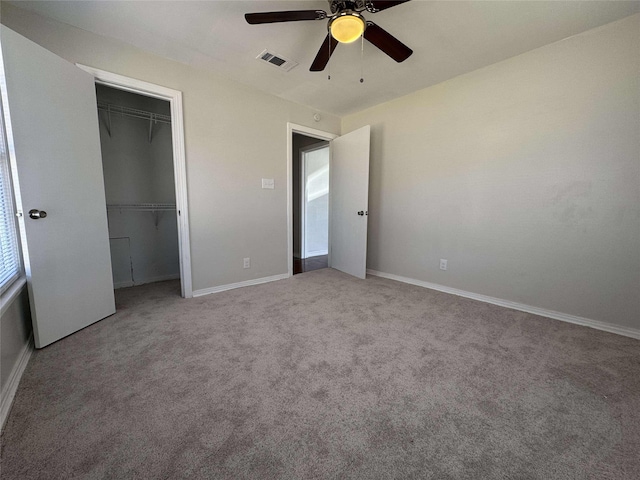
363, 21, 413, 62
310, 34, 339, 71
245, 10, 326, 25
366, 1, 411, 13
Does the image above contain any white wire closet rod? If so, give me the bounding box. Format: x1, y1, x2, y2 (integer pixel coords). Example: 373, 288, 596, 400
107, 203, 176, 212
97, 102, 171, 124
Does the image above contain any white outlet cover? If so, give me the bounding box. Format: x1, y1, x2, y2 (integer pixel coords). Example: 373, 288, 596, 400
440, 259, 447, 270
262, 178, 274, 189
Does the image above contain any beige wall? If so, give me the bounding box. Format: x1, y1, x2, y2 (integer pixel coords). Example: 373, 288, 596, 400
343, 14, 640, 330
0, 3, 341, 293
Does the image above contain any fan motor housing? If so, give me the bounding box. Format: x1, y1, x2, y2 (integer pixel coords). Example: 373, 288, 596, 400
330, 0, 366, 14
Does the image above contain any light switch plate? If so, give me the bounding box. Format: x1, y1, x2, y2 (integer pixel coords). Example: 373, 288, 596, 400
262, 178, 274, 189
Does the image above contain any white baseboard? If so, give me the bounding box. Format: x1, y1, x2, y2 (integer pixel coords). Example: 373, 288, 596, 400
113, 280, 134, 289
114, 274, 181, 290
304, 250, 328, 258
1, 332, 34, 431
366, 269, 640, 340
192, 273, 289, 298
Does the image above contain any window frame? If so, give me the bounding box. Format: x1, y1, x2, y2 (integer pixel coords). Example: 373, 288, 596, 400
0, 100, 22, 295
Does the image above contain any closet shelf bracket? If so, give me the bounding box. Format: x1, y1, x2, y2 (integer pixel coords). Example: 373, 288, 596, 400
100, 104, 112, 138
148, 113, 156, 144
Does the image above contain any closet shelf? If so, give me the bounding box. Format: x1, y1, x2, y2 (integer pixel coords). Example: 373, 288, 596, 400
98, 103, 171, 124
97, 102, 171, 142
107, 203, 176, 212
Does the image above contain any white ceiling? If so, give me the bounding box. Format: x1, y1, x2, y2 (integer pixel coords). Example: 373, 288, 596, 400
9, 1, 640, 116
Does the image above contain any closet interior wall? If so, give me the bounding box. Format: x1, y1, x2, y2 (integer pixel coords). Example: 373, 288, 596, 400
96, 84, 179, 288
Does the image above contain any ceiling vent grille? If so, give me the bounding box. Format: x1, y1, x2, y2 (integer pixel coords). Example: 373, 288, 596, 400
256, 49, 298, 72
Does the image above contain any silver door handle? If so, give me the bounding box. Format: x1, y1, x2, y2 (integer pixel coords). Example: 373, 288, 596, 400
28, 209, 47, 219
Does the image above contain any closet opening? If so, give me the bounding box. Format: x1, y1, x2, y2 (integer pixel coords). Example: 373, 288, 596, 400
96, 84, 181, 293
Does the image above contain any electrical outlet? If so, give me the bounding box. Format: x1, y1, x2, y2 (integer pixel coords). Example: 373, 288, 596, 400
261, 178, 274, 189
440, 259, 447, 271
243, 257, 250, 269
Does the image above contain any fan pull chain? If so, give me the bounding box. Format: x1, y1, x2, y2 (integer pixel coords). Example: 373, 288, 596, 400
360, 35, 364, 83
328, 37, 331, 80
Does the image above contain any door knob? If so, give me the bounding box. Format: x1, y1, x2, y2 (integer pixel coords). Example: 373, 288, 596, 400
28, 209, 47, 219
357, 211, 364, 216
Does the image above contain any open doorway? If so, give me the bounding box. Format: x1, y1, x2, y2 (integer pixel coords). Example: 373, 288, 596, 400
301, 142, 330, 259
287, 123, 338, 277
293, 135, 329, 274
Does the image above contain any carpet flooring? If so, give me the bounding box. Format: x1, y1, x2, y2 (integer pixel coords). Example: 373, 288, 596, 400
1, 269, 639, 479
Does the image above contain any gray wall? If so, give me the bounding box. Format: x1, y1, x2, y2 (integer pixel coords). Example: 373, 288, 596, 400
96, 85, 179, 287
1, 286, 31, 396
0, 3, 341, 293
343, 14, 640, 330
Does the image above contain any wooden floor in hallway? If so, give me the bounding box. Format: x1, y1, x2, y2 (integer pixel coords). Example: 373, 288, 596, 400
293, 254, 328, 274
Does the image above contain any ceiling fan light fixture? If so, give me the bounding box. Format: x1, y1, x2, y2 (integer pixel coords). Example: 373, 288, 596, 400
329, 13, 365, 44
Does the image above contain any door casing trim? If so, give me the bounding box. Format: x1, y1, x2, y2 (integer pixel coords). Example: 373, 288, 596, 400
76, 64, 192, 298
287, 123, 337, 277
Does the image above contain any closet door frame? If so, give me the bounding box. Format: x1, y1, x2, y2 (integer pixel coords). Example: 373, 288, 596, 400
77, 64, 193, 298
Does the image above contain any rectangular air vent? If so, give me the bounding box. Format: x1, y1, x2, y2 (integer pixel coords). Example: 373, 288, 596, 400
256, 49, 298, 72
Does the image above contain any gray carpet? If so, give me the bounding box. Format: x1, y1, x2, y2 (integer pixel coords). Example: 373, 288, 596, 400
1, 269, 639, 479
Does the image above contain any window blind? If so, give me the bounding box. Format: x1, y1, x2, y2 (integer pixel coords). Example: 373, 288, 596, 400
0, 108, 20, 293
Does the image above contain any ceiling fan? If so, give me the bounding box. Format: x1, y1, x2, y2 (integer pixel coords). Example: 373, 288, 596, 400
245, 0, 413, 72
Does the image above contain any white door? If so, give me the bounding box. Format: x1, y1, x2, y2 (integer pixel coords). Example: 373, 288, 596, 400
0, 26, 115, 348
330, 125, 370, 279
